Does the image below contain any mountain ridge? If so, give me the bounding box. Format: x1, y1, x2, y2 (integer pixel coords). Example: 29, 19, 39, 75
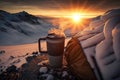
0, 10, 54, 45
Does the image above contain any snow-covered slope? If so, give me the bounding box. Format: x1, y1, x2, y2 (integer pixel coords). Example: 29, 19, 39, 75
0, 10, 54, 45
0, 38, 70, 74
75, 8, 120, 80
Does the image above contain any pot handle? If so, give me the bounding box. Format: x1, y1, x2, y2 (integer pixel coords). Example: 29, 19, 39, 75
38, 37, 47, 53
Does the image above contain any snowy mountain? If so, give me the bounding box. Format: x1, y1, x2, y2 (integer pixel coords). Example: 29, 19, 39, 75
0, 10, 54, 45
74, 8, 120, 80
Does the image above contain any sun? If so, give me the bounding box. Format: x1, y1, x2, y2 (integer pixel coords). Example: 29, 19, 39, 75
72, 13, 82, 23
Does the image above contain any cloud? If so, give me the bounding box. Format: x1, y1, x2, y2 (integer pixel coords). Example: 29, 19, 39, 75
0, 0, 120, 15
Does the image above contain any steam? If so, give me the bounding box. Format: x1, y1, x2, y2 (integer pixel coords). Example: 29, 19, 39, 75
48, 28, 65, 38
49, 18, 88, 35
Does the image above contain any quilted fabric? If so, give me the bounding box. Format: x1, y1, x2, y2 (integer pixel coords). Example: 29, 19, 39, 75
65, 37, 96, 80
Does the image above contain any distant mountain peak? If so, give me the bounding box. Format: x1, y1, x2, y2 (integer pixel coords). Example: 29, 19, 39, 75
15, 11, 29, 16
18, 11, 28, 14
0, 10, 10, 15
0, 10, 8, 13
0, 10, 54, 45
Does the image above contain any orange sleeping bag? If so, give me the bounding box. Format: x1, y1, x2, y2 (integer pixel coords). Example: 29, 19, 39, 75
65, 37, 96, 80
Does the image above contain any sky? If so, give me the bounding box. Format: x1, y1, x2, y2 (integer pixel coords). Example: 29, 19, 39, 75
0, 0, 120, 18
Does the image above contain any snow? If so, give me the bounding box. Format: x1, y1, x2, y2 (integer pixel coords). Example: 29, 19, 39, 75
74, 8, 120, 80
0, 43, 38, 68
84, 46, 96, 68
62, 71, 68, 77
0, 10, 53, 45
101, 8, 120, 22
78, 33, 96, 41
103, 17, 120, 39
112, 23, 120, 61
80, 32, 104, 48
46, 74, 54, 80
39, 67, 48, 74
0, 37, 70, 69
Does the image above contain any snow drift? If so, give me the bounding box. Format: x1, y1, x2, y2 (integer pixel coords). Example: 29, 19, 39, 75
75, 8, 120, 80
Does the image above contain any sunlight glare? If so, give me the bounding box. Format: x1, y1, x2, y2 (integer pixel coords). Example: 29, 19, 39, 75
72, 13, 82, 23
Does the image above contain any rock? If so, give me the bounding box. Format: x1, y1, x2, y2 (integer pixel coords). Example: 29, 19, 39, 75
49, 69, 54, 74
57, 71, 62, 76
39, 67, 48, 74
0, 67, 3, 74
9, 56, 15, 60
12, 59, 21, 64
39, 74, 49, 80
69, 75, 76, 80
25, 53, 29, 56
21, 63, 29, 69
10, 59, 21, 65
6, 65, 17, 73
0, 50, 5, 54
0, 66, 6, 74
32, 51, 38, 55
26, 56, 34, 62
